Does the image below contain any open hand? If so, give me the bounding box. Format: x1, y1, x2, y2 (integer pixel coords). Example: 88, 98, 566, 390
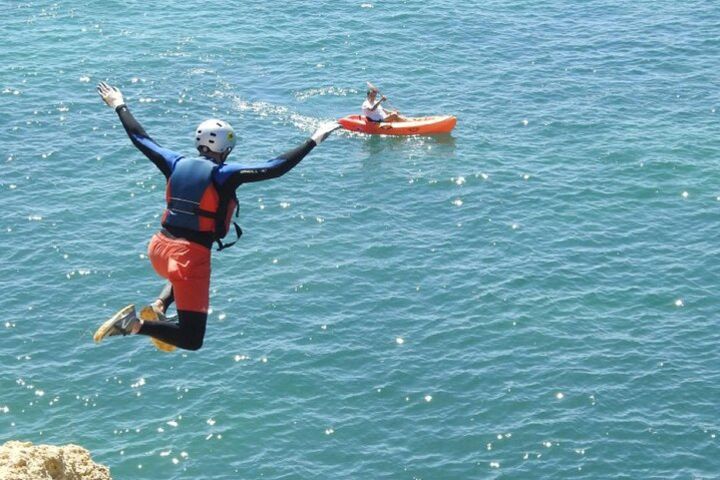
311, 122, 342, 145
97, 81, 125, 109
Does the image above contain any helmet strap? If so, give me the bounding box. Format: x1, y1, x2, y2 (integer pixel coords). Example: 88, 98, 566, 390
198, 148, 227, 164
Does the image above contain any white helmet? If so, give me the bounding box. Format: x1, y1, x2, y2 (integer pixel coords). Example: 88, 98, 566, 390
195, 119, 236, 154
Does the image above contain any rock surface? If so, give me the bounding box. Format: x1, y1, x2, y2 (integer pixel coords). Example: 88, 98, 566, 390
0, 441, 111, 480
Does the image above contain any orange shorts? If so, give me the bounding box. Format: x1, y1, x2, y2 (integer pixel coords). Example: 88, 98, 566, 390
148, 232, 211, 313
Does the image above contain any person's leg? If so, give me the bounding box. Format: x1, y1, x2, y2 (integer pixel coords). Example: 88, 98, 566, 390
94, 234, 169, 343
384, 112, 406, 122
141, 236, 211, 351
96, 234, 209, 348
152, 282, 174, 314
136, 310, 206, 351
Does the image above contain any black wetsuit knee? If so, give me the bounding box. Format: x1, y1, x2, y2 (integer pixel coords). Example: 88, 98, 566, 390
178, 310, 206, 351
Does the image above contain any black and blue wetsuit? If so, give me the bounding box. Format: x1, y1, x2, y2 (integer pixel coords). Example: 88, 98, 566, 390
115, 105, 318, 350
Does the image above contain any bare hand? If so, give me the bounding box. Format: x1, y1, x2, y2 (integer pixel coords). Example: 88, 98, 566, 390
311, 122, 342, 145
380, 95, 387, 102
97, 81, 125, 109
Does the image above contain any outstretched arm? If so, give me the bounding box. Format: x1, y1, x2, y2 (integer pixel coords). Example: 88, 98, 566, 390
224, 139, 315, 186
97, 82, 181, 178
221, 123, 341, 189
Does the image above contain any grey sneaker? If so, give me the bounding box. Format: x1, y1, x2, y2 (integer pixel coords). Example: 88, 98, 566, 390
93, 304, 139, 343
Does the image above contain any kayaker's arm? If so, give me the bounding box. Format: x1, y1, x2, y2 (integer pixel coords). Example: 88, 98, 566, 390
369, 96, 387, 111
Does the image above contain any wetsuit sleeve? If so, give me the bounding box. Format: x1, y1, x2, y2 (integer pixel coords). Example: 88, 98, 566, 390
115, 105, 182, 178
220, 139, 316, 189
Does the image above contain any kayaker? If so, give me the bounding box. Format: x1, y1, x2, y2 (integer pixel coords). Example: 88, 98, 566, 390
361, 86, 406, 123
93, 81, 340, 351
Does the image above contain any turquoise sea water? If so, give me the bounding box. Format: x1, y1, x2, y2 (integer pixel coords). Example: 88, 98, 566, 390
2, 0, 720, 478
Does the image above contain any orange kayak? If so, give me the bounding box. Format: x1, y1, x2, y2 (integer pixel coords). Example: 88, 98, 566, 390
338, 115, 457, 136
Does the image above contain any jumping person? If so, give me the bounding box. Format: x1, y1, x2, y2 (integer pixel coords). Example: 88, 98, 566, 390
93, 82, 340, 351
361, 85, 406, 123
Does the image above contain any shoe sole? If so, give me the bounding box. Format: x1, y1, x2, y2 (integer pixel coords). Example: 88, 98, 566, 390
93, 304, 135, 343
139, 306, 177, 353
